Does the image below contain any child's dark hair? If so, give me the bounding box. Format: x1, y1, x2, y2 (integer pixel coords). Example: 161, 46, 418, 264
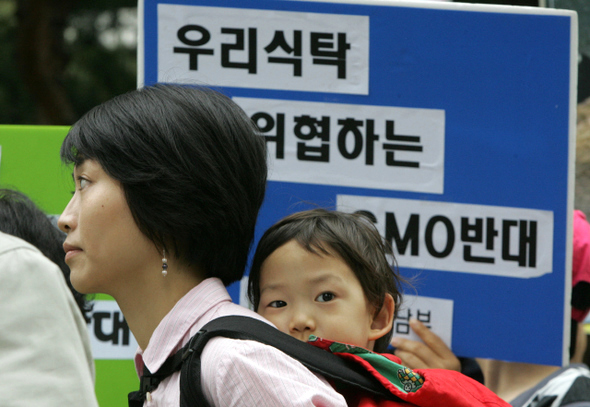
248, 208, 404, 352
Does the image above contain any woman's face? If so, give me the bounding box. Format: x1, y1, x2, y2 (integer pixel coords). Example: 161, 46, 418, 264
58, 159, 158, 295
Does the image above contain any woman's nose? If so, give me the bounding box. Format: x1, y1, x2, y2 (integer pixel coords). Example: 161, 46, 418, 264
58, 197, 77, 233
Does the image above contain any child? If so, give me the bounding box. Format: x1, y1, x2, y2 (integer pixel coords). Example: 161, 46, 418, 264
248, 208, 511, 407
248, 208, 400, 353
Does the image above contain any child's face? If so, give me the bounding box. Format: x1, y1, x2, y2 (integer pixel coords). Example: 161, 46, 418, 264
257, 240, 379, 350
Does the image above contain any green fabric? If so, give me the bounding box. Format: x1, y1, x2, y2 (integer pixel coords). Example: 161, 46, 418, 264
321, 339, 424, 394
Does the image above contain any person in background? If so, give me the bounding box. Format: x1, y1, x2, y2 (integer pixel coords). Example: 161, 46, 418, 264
505, 209, 590, 407
0, 188, 98, 406
0, 188, 92, 321
392, 210, 590, 406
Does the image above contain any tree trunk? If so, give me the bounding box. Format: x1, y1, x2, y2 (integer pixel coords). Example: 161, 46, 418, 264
16, 0, 78, 125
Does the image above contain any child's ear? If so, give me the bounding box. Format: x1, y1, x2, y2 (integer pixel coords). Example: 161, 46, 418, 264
368, 293, 395, 341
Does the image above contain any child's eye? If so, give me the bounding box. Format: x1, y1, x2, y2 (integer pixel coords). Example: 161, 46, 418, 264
316, 292, 335, 302
268, 300, 287, 308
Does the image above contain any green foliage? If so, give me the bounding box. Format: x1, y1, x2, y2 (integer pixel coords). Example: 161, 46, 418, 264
64, 7, 137, 119
0, 0, 37, 124
0, 0, 137, 125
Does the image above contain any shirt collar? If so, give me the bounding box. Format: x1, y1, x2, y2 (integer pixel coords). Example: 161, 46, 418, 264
138, 277, 231, 373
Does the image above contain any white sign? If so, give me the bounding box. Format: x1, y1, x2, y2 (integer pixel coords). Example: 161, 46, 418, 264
337, 195, 554, 278
235, 97, 445, 194
88, 300, 138, 360
392, 295, 454, 349
157, 4, 369, 94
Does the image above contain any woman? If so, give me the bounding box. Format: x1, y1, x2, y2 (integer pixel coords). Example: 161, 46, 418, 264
57, 84, 348, 406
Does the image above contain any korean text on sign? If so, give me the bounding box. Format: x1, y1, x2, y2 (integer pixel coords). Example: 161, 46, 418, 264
337, 195, 554, 278
157, 4, 369, 94
392, 295, 454, 348
88, 300, 138, 360
235, 97, 445, 194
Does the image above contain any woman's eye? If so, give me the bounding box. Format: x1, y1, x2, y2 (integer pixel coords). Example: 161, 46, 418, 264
268, 300, 287, 308
78, 177, 89, 189
316, 292, 335, 302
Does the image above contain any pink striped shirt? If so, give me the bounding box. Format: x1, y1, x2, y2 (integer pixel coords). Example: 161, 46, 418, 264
134, 278, 347, 406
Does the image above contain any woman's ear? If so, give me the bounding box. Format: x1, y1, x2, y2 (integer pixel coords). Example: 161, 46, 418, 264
368, 293, 395, 342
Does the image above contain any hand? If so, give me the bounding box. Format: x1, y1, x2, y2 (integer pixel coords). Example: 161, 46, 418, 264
390, 318, 461, 371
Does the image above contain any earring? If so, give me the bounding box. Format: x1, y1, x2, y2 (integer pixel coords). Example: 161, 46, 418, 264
162, 249, 168, 277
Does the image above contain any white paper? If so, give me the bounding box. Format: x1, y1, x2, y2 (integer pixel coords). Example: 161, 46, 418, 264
87, 300, 138, 360
392, 294, 454, 349
337, 195, 554, 278
158, 4, 369, 94
236, 97, 445, 194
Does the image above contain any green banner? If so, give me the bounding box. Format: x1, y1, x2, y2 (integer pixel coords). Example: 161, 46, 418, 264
0, 125, 138, 407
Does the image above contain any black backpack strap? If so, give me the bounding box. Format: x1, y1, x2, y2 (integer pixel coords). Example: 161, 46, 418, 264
179, 315, 399, 407
128, 346, 186, 406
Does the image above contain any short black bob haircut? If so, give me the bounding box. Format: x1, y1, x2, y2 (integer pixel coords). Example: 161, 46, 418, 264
60, 84, 267, 286
248, 208, 405, 353
0, 188, 92, 321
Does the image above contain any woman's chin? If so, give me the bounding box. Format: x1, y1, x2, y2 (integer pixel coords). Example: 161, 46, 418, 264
70, 272, 97, 295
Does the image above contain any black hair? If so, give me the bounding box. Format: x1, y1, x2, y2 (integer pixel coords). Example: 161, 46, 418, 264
60, 84, 267, 285
248, 208, 405, 352
571, 282, 590, 359
0, 188, 92, 321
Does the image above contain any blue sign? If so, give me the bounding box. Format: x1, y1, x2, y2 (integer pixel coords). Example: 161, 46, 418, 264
140, 0, 577, 366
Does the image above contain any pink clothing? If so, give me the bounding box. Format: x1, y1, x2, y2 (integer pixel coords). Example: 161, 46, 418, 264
573, 210, 590, 322
134, 278, 347, 406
